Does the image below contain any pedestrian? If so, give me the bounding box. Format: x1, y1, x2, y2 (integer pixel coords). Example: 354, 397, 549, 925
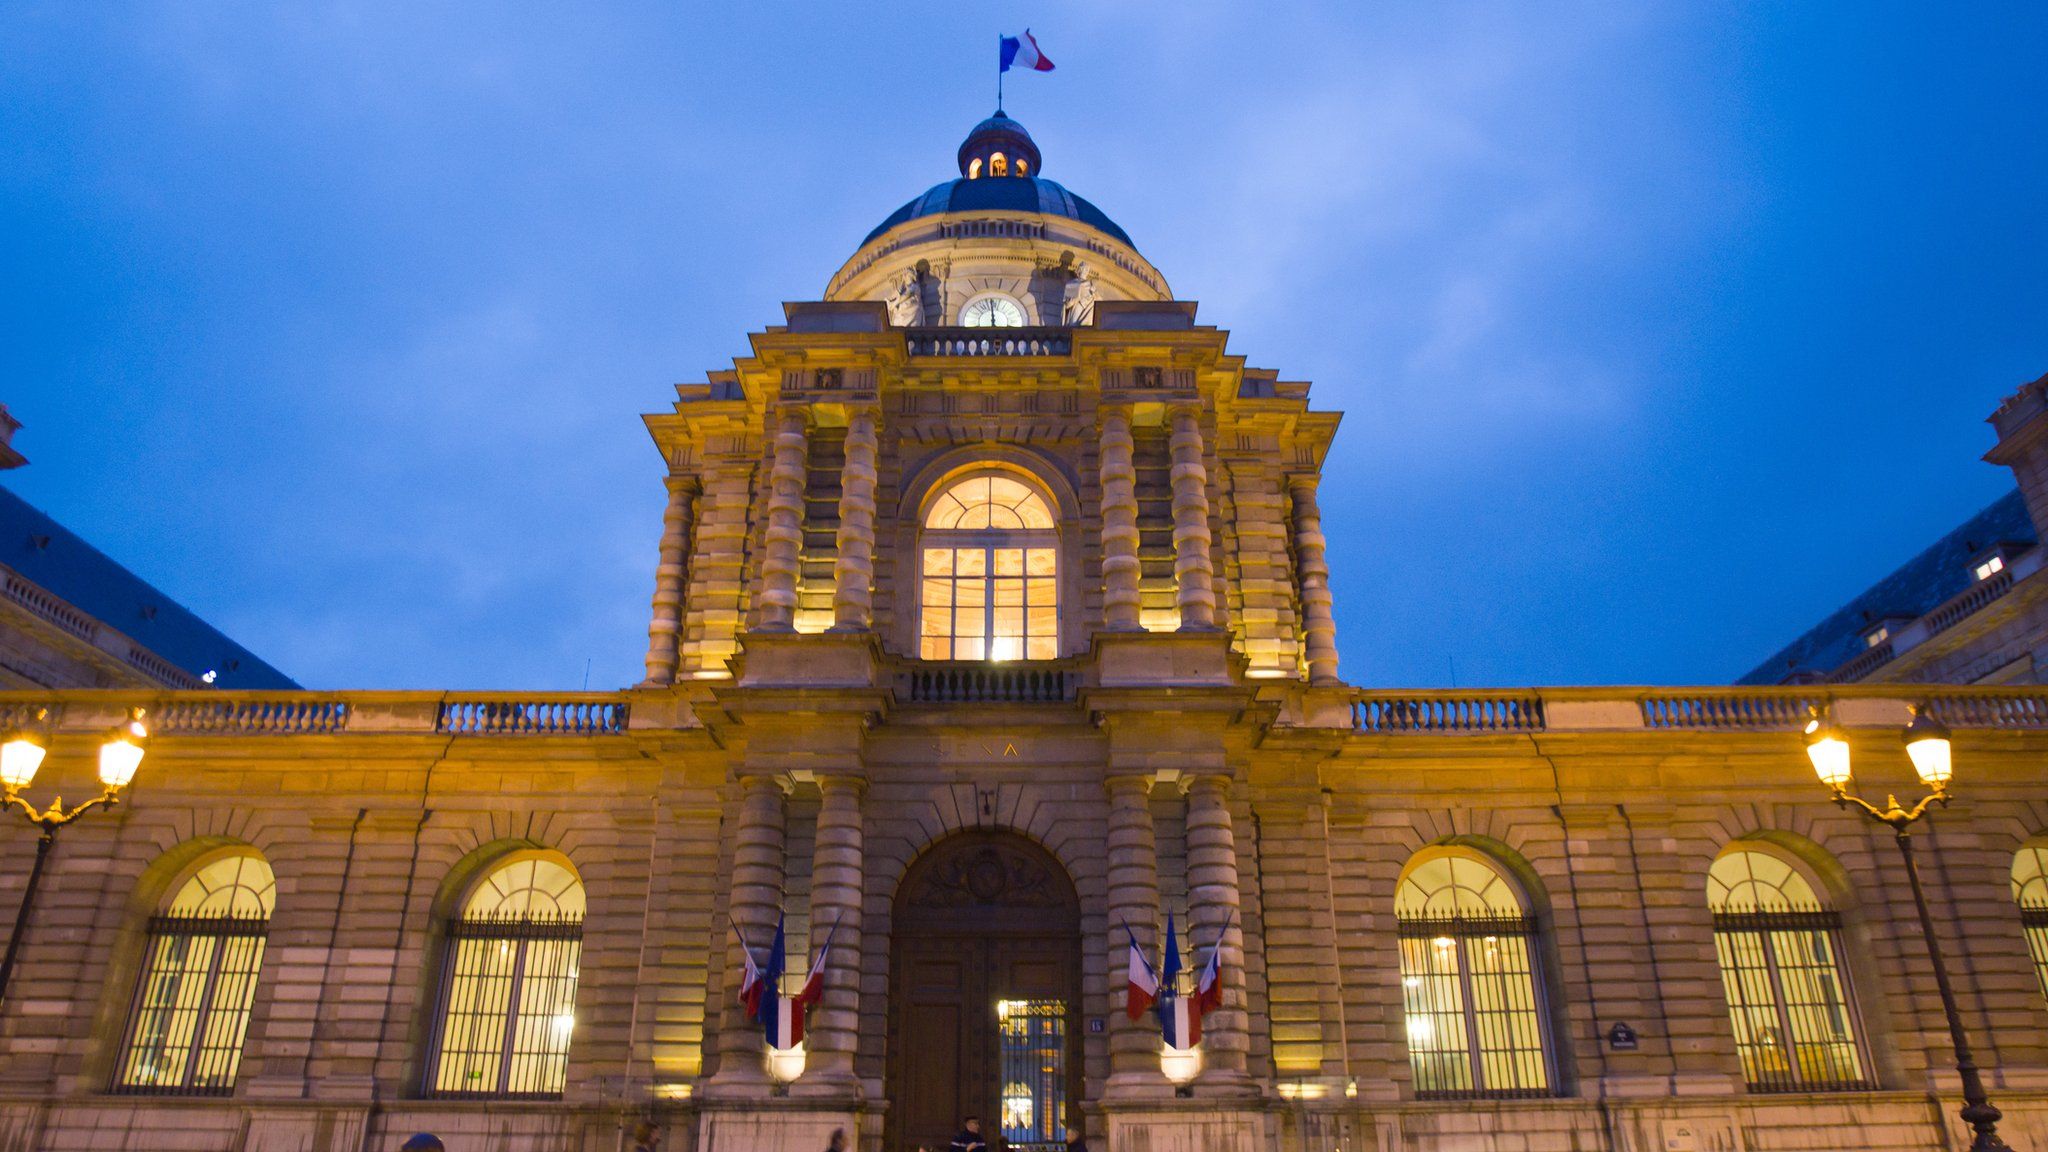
1065, 1125, 1089, 1152
949, 1116, 987, 1152
399, 1137, 444, 1152
824, 1128, 847, 1152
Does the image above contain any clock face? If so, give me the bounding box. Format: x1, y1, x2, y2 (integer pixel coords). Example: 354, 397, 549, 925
960, 295, 1026, 327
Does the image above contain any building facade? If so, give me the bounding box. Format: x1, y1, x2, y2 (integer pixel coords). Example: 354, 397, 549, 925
2, 116, 2048, 1152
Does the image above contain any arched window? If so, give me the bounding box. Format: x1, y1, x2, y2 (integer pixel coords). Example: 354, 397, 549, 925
1015, 157, 1030, 177
426, 854, 585, 1098
114, 853, 274, 1094
1708, 847, 1868, 1091
920, 472, 1058, 661
968, 157, 983, 179
990, 151, 1009, 176
2012, 842, 2048, 1001
1394, 850, 1552, 1098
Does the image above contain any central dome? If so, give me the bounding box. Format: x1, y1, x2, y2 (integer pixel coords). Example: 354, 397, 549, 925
861, 111, 1134, 248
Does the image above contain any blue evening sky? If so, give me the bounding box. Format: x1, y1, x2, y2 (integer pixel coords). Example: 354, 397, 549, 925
3, 4, 2043, 690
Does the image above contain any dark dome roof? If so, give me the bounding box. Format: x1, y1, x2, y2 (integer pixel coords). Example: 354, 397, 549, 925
860, 111, 1135, 249
862, 176, 1133, 247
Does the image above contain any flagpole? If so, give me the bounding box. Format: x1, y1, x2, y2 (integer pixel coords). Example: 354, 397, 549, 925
997, 33, 1004, 112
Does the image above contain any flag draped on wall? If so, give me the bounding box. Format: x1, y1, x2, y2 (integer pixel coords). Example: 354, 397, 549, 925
1125, 922, 1159, 1020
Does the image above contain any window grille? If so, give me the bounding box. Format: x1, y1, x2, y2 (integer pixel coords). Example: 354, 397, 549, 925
920, 473, 1058, 661
1393, 851, 1553, 1099
997, 998, 1066, 1151
1396, 913, 1552, 1098
1708, 849, 1868, 1093
113, 853, 275, 1096
426, 856, 585, 1098
2010, 845, 2048, 1003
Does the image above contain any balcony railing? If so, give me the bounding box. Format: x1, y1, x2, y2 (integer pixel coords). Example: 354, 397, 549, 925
157, 696, 351, 734
906, 327, 1071, 358
899, 661, 1078, 704
1638, 691, 1820, 731
437, 696, 630, 735
1353, 693, 1545, 734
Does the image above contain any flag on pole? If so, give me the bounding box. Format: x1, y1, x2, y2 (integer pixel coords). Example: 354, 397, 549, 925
758, 915, 806, 1050
1155, 914, 1200, 1050
999, 30, 1055, 73
796, 915, 840, 1010
1194, 925, 1225, 1017
1124, 921, 1159, 1020
734, 918, 767, 1021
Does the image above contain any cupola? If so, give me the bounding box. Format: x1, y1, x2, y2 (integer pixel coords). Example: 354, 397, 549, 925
957, 111, 1041, 180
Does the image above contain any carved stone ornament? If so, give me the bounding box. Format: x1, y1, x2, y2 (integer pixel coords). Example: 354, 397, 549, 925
910, 842, 1063, 909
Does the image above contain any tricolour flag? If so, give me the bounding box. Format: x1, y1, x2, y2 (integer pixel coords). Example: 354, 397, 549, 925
1124, 921, 1159, 1020
1194, 927, 1224, 1017
735, 920, 767, 1021
796, 915, 839, 1010
999, 30, 1054, 73
758, 915, 806, 1050
1155, 914, 1200, 1050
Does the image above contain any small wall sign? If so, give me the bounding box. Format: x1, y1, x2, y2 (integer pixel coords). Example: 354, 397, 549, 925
1087, 1017, 1105, 1034
1607, 1022, 1639, 1051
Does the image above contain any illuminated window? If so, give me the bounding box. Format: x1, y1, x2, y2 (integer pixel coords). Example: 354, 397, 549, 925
427, 855, 584, 1098
114, 854, 274, 1095
2012, 843, 2048, 1003
968, 157, 982, 179
1015, 157, 1029, 177
997, 998, 1066, 1150
1394, 851, 1551, 1099
990, 151, 1009, 176
1863, 626, 1889, 648
1975, 554, 2006, 581
1708, 848, 1868, 1092
920, 472, 1058, 661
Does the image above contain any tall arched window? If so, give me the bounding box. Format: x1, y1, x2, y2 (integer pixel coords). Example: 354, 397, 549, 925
427, 854, 585, 1098
1708, 847, 1868, 1091
1394, 850, 1552, 1098
114, 853, 274, 1095
2012, 842, 2048, 1002
920, 472, 1058, 661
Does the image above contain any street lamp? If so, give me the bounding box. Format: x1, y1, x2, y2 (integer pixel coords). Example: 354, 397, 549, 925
0, 708, 149, 1004
1803, 704, 2011, 1152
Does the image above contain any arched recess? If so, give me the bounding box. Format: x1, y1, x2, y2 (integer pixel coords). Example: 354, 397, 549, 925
1705, 838, 1875, 1092
886, 830, 1081, 1152
1393, 842, 1561, 1099
2011, 837, 2048, 1003
411, 841, 587, 1099
890, 448, 1082, 661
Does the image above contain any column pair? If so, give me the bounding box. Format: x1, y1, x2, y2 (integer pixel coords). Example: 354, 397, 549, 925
1096, 402, 1217, 632
756, 403, 880, 633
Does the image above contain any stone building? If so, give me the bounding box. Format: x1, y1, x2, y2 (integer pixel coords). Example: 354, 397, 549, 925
1, 114, 2048, 1152
1745, 372, 2048, 687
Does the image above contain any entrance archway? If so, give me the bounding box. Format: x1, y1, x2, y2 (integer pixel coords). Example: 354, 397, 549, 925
886, 831, 1082, 1152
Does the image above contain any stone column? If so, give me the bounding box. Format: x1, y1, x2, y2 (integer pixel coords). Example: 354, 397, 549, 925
798, 774, 865, 1091
1185, 773, 1252, 1090
1099, 405, 1142, 631
1288, 475, 1340, 684
1104, 774, 1166, 1092
831, 405, 879, 631
641, 473, 699, 685
709, 774, 785, 1090
757, 407, 809, 632
1168, 401, 1217, 630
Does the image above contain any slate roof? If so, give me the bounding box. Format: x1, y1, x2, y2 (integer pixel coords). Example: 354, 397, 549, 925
862, 177, 1135, 249
1737, 489, 2035, 685
0, 485, 297, 689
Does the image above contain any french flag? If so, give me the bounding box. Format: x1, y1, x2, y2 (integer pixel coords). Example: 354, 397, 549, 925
796, 916, 838, 1011
1155, 914, 1200, 1050
757, 916, 806, 1050
1000, 30, 1054, 73
1124, 922, 1159, 1020
737, 922, 767, 1021
1194, 929, 1224, 1018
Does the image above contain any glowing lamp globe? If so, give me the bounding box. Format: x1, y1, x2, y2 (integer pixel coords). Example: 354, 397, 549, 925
0, 732, 47, 791
97, 717, 148, 790
1804, 716, 1851, 791
1903, 708, 1954, 790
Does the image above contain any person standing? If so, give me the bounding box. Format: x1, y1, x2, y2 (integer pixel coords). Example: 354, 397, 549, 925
824, 1129, 847, 1152
949, 1116, 987, 1152
1064, 1125, 1089, 1152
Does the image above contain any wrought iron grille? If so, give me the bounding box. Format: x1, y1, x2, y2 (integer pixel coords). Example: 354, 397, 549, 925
1395, 913, 1553, 1099
997, 998, 1067, 1151
425, 914, 584, 1098
2022, 901, 2048, 1004
1711, 908, 1869, 1092
112, 914, 269, 1096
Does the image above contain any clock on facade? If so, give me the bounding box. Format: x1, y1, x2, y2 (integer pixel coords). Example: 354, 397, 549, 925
959, 293, 1026, 327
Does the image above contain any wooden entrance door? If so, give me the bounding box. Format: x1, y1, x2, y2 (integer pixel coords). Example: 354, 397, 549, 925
887, 833, 1081, 1152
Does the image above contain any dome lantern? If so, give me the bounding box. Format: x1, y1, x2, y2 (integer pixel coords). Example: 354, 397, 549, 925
957, 111, 1041, 180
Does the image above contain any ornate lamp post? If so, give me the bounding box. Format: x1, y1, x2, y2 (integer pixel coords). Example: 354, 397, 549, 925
1803, 704, 2011, 1152
0, 708, 149, 1003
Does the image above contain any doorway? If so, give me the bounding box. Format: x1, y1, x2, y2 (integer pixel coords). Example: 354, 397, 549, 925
887, 832, 1082, 1152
